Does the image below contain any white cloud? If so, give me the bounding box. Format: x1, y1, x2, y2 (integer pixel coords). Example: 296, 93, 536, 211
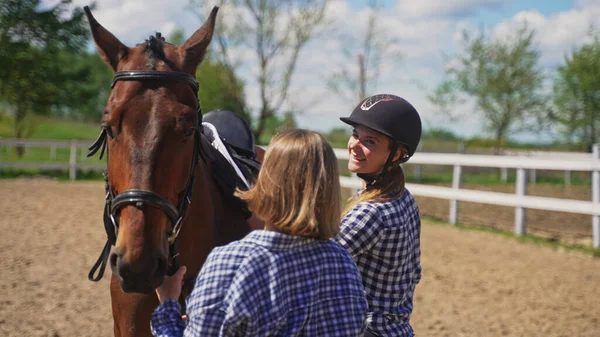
68, 0, 203, 46
491, 3, 600, 67
47, 0, 600, 140
395, 0, 509, 19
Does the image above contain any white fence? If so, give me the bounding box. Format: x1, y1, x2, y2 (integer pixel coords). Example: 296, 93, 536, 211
0, 138, 104, 180
1, 138, 599, 248
335, 147, 600, 249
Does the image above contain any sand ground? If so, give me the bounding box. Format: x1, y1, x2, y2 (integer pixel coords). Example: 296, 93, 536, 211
0, 179, 598, 337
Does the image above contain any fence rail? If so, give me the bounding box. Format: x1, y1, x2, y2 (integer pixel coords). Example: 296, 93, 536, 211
1, 138, 599, 248
336, 147, 600, 248
0, 138, 102, 180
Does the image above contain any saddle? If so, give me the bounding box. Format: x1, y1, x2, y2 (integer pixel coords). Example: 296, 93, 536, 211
203, 110, 256, 159
201, 110, 261, 218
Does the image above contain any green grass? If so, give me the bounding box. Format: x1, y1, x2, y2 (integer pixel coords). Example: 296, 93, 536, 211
406, 173, 592, 186
1, 146, 72, 162
420, 136, 585, 152
0, 168, 104, 181
30, 119, 100, 140
421, 215, 600, 257
0, 116, 104, 165
0, 145, 106, 164
0, 116, 100, 140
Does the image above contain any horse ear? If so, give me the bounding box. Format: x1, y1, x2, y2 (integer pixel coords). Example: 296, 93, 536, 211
84, 6, 128, 72
180, 6, 218, 73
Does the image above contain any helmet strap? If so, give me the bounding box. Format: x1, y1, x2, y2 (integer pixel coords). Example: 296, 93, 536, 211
358, 143, 400, 189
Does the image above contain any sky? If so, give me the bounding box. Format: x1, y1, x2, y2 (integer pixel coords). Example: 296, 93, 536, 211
53, 0, 600, 142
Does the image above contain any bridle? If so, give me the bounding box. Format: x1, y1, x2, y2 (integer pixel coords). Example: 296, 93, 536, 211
87, 70, 202, 282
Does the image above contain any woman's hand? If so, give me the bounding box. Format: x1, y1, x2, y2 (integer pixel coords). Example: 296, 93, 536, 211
155, 266, 187, 303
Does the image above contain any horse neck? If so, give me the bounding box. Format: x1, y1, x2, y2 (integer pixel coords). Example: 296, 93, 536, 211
175, 152, 251, 273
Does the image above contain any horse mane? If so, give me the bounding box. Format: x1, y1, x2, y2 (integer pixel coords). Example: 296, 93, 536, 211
139, 32, 168, 70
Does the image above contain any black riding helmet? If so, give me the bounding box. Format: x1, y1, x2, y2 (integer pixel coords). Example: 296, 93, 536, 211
203, 110, 256, 159
340, 94, 422, 185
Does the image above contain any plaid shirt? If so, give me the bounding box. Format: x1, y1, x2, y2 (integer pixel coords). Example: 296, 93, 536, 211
334, 189, 422, 337
151, 230, 367, 337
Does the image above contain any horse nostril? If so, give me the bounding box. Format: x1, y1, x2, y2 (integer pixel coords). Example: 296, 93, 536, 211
110, 252, 119, 269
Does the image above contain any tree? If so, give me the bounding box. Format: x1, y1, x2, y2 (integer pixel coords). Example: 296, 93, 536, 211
324, 127, 350, 149
191, 0, 330, 140
55, 51, 113, 122
197, 57, 250, 121
428, 26, 548, 151
422, 127, 460, 141
0, 0, 91, 152
552, 30, 600, 152
256, 111, 298, 144
327, 0, 401, 103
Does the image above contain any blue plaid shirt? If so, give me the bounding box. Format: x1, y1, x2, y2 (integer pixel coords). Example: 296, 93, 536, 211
334, 189, 422, 337
151, 230, 367, 337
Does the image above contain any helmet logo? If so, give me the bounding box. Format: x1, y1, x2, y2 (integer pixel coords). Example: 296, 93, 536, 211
360, 94, 402, 111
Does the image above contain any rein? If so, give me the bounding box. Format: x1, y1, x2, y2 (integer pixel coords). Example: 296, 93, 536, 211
87, 70, 202, 282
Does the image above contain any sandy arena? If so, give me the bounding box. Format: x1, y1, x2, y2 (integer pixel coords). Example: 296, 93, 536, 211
0, 179, 598, 337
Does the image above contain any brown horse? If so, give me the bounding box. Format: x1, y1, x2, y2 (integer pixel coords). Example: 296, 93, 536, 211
84, 6, 260, 337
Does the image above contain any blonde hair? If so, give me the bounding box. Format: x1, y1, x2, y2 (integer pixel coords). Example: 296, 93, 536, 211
343, 141, 409, 215
236, 129, 341, 240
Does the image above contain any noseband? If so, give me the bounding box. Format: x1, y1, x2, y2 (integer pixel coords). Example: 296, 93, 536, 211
87, 71, 202, 282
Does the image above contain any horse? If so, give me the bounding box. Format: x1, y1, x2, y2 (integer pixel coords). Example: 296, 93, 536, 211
83, 6, 260, 337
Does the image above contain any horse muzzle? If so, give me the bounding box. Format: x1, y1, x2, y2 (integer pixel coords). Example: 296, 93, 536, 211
110, 247, 167, 294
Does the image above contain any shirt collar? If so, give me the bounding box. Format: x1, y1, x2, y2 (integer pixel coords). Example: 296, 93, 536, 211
244, 230, 317, 250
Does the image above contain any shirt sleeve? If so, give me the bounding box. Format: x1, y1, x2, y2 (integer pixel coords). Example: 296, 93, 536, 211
334, 203, 386, 257
183, 248, 231, 336
151, 299, 185, 337
151, 248, 230, 337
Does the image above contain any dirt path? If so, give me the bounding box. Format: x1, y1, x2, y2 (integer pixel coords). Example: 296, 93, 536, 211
413, 224, 599, 337
0, 179, 598, 337
0, 179, 112, 337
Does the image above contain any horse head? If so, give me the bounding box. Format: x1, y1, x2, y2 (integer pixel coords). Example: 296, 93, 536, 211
85, 6, 218, 294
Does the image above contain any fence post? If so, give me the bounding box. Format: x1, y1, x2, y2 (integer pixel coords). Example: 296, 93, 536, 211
529, 169, 537, 185
351, 172, 360, 196
50, 145, 57, 160
449, 164, 462, 225
414, 143, 423, 183
69, 140, 77, 181
564, 170, 571, 186
515, 167, 527, 236
501, 168, 508, 183
592, 145, 600, 248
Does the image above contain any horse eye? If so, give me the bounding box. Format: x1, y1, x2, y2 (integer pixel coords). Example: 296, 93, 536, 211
183, 128, 195, 140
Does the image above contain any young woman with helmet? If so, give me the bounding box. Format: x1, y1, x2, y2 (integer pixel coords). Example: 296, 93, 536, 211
333, 94, 422, 337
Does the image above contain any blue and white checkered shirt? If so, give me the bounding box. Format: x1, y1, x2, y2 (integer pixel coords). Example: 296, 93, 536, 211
151, 230, 367, 337
334, 189, 422, 337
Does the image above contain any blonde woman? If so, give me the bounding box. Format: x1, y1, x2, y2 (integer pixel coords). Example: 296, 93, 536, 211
334, 94, 422, 337
152, 129, 367, 337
